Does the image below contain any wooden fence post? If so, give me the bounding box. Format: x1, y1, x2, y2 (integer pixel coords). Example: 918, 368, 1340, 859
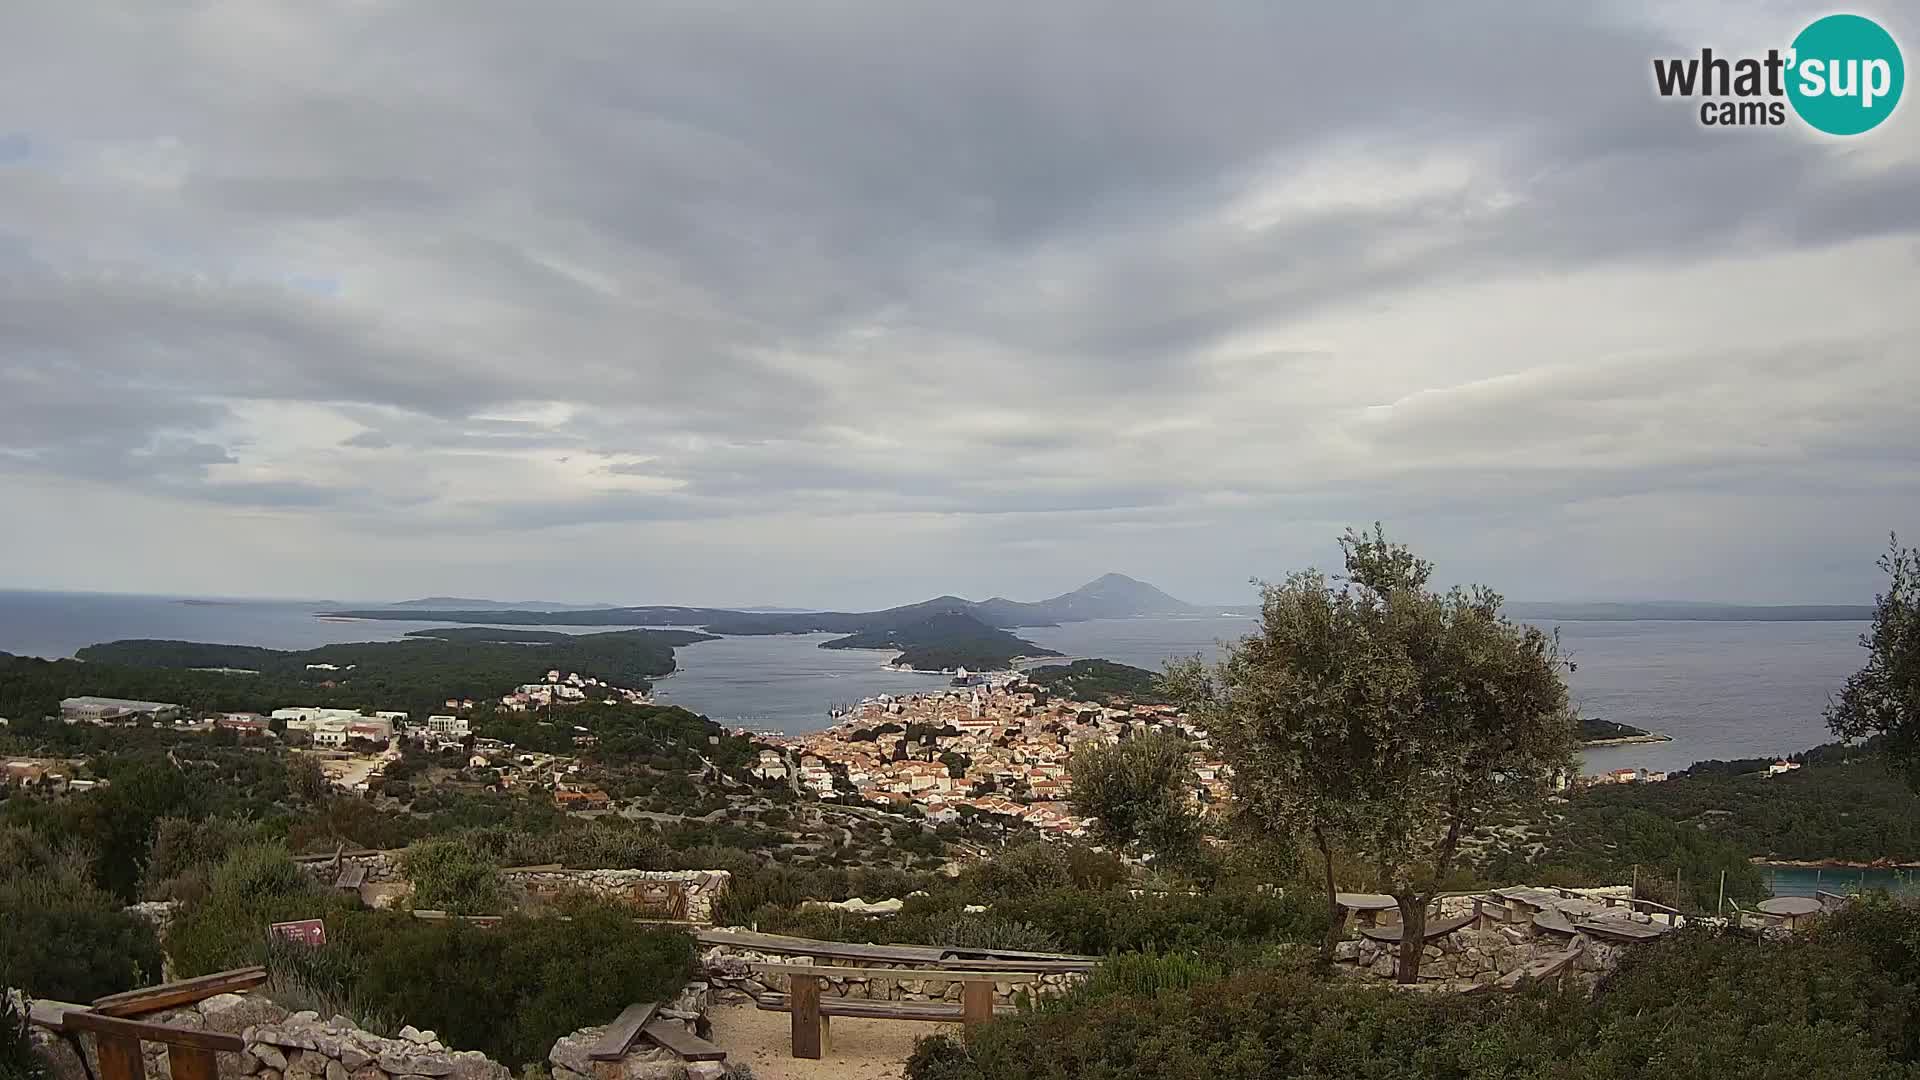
962, 980, 995, 1027
94, 1033, 144, 1080
790, 974, 824, 1060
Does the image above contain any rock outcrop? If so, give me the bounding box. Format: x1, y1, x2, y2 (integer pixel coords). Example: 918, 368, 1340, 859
547, 982, 723, 1080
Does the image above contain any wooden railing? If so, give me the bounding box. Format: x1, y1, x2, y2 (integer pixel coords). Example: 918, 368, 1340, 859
27, 967, 266, 1080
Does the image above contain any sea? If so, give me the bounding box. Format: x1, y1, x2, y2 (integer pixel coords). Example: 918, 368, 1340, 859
0, 591, 1871, 774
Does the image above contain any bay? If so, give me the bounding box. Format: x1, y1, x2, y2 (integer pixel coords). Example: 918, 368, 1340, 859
0, 592, 1872, 767
1759, 865, 1920, 898
1016, 615, 1870, 775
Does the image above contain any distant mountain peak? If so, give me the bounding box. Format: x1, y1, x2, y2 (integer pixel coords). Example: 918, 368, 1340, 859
1076, 572, 1152, 591
1061, 573, 1195, 611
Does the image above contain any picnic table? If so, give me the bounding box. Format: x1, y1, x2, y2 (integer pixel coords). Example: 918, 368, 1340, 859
1756, 896, 1824, 929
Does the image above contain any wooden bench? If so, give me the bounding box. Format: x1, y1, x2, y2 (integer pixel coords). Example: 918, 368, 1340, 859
747, 962, 1047, 1060
1356, 913, 1475, 944
588, 1002, 727, 1065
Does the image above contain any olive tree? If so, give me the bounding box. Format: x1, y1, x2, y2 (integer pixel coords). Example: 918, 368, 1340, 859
1168, 526, 1577, 981
1827, 535, 1920, 788
1067, 732, 1203, 867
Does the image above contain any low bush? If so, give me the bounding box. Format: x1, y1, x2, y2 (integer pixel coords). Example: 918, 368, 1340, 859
323, 906, 694, 1068
989, 886, 1323, 957
931, 917, 1064, 954
740, 882, 1322, 966
1074, 950, 1226, 1001
403, 840, 504, 913
712, 864, 945, 926
0, 827, 163, 1000
168, 844, 357, 977
142, 815, 274, 902
907, 901, 1920, 1080
0, 994, 46, 1080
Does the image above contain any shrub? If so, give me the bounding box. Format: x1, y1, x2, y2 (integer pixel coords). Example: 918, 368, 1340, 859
907, 913, 1920, 1080
961, 842, 1068, 902
991, 886, 1323, 958
459, 822, 670, 871
1075, 951, 1226, 1001
168, 844, 355, 977
403, 840, 504, 913
931, 918, 1064, 954
0, 995, 46, 1080
346, 905, 695, 1067
0, 829, 163, 1000
712, 864, 943, 926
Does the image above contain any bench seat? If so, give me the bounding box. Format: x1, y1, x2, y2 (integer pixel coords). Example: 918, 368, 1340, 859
752, 992, 1013, 1021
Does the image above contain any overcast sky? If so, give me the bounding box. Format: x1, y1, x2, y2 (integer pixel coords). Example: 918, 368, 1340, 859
2, 2, 1917, 609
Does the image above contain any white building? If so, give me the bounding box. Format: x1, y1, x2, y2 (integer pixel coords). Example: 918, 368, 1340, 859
751, 749, 791, 781
272, 707, 363, 731
427, 715, 470, 736
62, 696, 182, 724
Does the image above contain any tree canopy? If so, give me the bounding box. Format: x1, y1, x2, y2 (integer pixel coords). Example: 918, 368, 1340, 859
1827, 535, 1920, 789
1067, 733, 1203, 866
1169, 525, 1578, 980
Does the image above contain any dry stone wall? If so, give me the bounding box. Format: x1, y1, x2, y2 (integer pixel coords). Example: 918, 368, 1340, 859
30, 987, 724, 1080
504, 868, 730, 924
29, 994, 510, 1080
1332, 927, 1628, 990
297, 852, 729, 923
296, 851, 405, 885
700, 941, 1086, 1007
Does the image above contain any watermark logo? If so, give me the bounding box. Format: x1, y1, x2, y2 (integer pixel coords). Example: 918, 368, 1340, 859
1653, 13, 1903, 134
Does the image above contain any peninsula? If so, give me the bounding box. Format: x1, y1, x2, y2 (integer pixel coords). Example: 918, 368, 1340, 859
327, 572, 1196, 673
1579, 716, 1672, 746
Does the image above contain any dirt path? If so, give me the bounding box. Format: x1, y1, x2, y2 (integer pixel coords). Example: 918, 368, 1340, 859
705, 1003, 955, 1080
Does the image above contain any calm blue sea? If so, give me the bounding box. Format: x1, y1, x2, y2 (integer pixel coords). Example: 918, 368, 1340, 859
1018, 615, 1869, 774
1760, 865, 1920, 898
0, 591, 1870, 769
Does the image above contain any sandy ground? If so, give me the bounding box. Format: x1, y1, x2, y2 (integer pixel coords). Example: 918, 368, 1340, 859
705, 1003, 957, 1080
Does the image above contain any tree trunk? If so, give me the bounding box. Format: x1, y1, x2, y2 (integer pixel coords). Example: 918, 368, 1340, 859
1395, 894, 1426, 984
1314, 825, 1341, 963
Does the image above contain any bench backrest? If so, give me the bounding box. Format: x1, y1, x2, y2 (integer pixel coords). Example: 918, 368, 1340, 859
749, 962, 1057, 982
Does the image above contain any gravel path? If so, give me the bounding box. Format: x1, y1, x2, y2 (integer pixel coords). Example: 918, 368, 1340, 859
705, 1003, 957, 1080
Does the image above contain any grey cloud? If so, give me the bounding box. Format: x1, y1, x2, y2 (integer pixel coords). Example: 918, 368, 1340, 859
0, 2, 1916, 601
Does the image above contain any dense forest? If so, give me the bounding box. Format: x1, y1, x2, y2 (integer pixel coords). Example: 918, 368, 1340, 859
1575, 747, 1920, 864
473, 701, 761, 777
1026, 659, 1171, 705
0, 629, 706, 725
1473, 742, 1920, 909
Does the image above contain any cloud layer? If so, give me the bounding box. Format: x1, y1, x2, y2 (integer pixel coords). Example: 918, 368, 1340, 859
2, 2, 1917, 606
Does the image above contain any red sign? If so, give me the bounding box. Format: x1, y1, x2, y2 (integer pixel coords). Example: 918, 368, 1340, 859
270, 919, 327, 946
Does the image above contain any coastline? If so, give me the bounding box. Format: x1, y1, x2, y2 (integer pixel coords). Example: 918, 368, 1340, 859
882, 662, 962, 676
1755, 857, 1920, 870
1581, 733, 1673, 747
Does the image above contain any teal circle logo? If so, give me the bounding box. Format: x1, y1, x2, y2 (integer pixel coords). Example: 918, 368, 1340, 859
1787, 14, 1904, 134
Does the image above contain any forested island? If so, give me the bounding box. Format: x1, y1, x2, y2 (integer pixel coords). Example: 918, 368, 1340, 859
1026, 659, 1172, 705
821, 611, 1060, 671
